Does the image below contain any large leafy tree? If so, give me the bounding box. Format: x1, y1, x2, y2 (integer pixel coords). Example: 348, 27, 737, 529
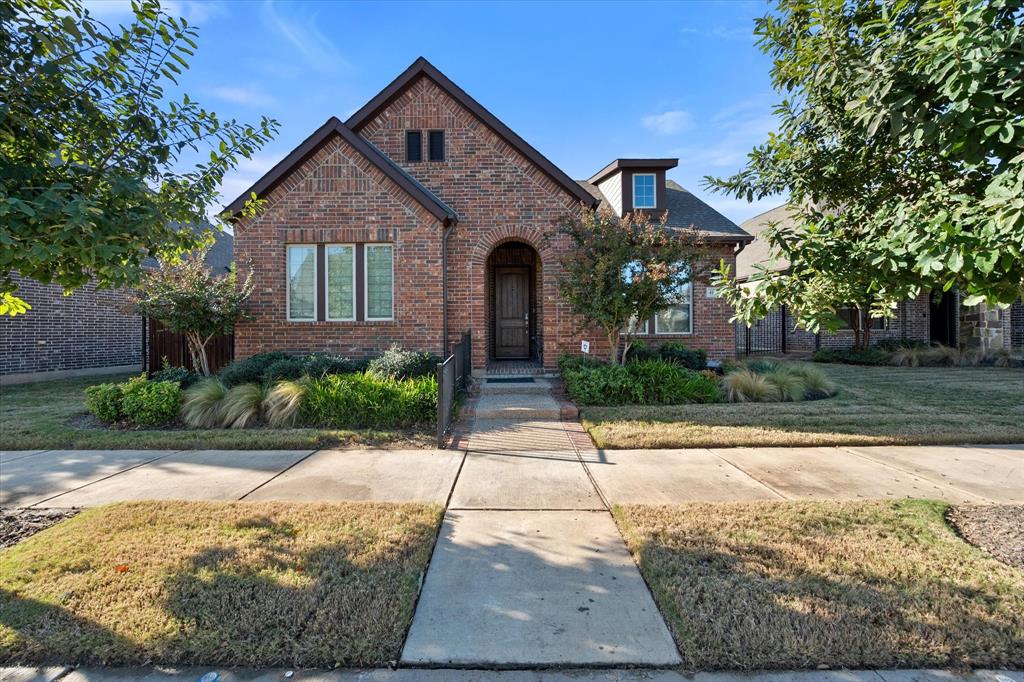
0, 0, 278, 315
131, 251, 253, 376
707, 0, 1024, 335
553, 207, 705, 364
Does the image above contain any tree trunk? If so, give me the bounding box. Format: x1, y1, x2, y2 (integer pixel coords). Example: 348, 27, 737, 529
851, 309, 863, 350
607, 328, 620, 365
186, 331, 212, 376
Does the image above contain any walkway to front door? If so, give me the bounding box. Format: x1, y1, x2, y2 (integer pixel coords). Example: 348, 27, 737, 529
401, 376, 682, 667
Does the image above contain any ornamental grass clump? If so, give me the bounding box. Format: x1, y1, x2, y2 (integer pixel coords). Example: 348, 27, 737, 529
264, 378, 308, 428
721, 368, 779, 402
722, 361, 837, 402
763, 367, 808, 402
220, 383, 267, 429
181, 378, 228, 428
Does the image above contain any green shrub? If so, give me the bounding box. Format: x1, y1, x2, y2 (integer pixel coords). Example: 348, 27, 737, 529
742, 358, 780, 374
890, 345, 930, 367
263, 356, 307, 382
561, 359, 721, 406
303, 372, 437, 428
120, 377, 182, 426
84, 382, 123, 423
367, 346, 438, 380
181, 378, 228, 428
558, 353, 605, 374
220, 383, 267, 429
265, 378, 308, 428
151, 365, 200, 388
721, 368, 779, 402
217, 352, 289, 388
303, 353, 358, 378
624, 340, 658, 363
812, 347, 890, 365
658, 342, 707, 370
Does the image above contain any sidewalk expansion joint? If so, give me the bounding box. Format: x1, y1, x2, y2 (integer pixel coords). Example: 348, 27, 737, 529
29, 449, 186, 507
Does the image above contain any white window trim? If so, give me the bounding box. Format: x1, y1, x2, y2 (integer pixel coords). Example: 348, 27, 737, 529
286, 244, 317, 322
324, 243, 356, 322
363, 243, 395, 321
655, 283, 693, 335
633, 173, 656, 209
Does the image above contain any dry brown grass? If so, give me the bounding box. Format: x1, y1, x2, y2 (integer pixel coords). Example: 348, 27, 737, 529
0, 501, 442, 667
584, 364, 1024, 449
614, 499, 1024, 671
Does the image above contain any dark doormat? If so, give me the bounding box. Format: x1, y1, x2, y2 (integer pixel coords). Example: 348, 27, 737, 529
485, 377, 536, 383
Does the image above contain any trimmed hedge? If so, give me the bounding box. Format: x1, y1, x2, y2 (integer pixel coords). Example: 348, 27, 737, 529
367, 346, 439, 380
812, 346, 891, 365
84, 376, 181, 426
561, 357, 721, 406
303, 372, 437, 428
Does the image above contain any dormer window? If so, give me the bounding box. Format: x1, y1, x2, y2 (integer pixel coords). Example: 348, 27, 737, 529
633, 173, 656, 209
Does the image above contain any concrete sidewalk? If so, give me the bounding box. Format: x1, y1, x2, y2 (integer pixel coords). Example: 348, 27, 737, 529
5, 665, 1022, 681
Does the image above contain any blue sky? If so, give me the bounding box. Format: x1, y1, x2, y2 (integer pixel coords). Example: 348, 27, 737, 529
85, 0, 780, 224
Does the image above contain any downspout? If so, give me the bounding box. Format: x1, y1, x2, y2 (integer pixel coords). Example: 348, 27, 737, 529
442, 219, 456, 357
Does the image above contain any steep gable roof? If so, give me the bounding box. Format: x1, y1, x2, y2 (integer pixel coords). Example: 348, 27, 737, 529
223, 116, 458, 224
736, 203, 795, 281
346, 57, 598, 208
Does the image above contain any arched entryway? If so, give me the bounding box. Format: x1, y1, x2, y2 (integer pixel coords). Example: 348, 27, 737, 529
486, 241, 541, 364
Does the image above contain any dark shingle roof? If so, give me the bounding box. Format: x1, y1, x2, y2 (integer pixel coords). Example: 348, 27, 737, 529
576, 179, 752, 243
736, 203, 796, 281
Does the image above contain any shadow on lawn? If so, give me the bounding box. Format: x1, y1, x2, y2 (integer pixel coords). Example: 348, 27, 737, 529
0, 512, 437, 668
628, 530, 1024, 670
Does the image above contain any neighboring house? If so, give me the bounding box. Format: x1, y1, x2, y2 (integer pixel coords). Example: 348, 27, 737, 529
736, 204, 1024, 352
0, 230, 233, 385
226, 57, 752, 373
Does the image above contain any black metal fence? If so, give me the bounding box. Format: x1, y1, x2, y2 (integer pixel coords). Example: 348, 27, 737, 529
736, 305, 788, 355
437, 330, 472, 447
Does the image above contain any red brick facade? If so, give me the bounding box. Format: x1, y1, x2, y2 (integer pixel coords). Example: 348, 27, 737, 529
232, 65, 748, 371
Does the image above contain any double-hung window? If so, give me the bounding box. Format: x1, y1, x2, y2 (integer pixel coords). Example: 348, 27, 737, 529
364, 244, 394, 320
633, 173, 656, 209
287, 245, 317, 321
655, 266, 692, 334
325, 245, 355, 320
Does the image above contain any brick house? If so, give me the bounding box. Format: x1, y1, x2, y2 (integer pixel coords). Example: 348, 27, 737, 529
227, 58, 753, 373
0, 230, 233, 385
736, 204, 1024, 352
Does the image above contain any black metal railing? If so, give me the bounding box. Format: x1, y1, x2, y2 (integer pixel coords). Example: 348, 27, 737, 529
437, 330, 472, 447
737, 305, 788, 355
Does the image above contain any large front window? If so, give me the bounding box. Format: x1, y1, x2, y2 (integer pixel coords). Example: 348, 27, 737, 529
365, 244, 394, 320
633, 173, 656, 209
287, 245, 316, 321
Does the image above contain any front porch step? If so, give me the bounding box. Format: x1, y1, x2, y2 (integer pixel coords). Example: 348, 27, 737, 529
472, 392, 561, 420
480, 378, 554, 395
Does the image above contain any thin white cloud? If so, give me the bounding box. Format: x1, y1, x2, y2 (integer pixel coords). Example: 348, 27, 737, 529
84, 0, 226, 24
642, 110, 694, 135
211, 85, 276, 107
261, 0, 352, 75
216, 155, 280, 210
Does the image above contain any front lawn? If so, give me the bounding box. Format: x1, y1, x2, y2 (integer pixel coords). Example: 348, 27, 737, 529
0, 375, 433, 450
0, 501, 442, 667
582, 364, 1024, 448
614, 499, 1024, 671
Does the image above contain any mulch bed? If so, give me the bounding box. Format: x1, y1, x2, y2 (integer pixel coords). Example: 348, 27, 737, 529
947, 504, 1024, 570
0, 507, 80, 549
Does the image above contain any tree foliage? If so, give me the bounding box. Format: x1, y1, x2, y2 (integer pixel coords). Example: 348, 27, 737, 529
0, 0, 278, 315
706, 0, 1024, 334
553, 207, 705, 364
131, 252, 253, 376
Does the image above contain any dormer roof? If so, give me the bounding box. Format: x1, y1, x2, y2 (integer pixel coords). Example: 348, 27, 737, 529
588, 158, 679, 185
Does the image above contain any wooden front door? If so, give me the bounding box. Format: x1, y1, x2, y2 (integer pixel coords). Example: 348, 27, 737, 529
494, 266, 530, 359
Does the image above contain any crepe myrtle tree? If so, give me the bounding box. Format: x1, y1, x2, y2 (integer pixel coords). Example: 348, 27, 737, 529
553, 206, 705, 364
705, 0, 1024, 337
0, 0, 278, 316
131, 251, 253, 377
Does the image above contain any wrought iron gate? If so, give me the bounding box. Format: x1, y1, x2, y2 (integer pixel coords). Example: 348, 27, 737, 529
736, 305, 787, 355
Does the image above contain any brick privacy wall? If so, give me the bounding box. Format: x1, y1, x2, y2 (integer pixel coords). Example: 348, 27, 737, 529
357, 76, 741, 369
233, 136, 446, 360
0, 273, 142, 376
779, 292, 932, 352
